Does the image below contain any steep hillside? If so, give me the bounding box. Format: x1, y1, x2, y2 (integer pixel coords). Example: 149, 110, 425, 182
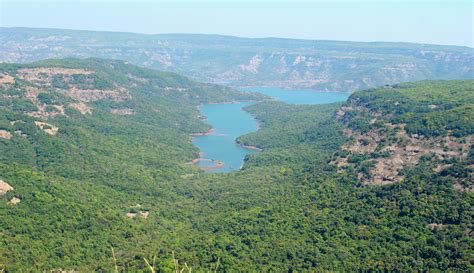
216, 92, 473, 271
0, 68, 472, 271
1, 27, 473, 92
0, 59, 268, 271
333, 81, 473, 189
0, 57, 264, 174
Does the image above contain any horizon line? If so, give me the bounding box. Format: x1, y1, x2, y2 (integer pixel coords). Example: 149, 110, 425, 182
2, 26, 473, 49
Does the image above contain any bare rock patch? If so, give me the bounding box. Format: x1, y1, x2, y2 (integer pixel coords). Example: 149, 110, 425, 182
0, 180, 13, 195
69, 102, 93, 114
35, 121, 59, 135
0, 73, 15, 84
8, 197, 21, 205
0, 130, 12, 140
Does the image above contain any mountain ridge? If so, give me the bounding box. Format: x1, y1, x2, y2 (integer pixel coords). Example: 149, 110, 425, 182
4, 27, 473, 50
2, 27, 473, 92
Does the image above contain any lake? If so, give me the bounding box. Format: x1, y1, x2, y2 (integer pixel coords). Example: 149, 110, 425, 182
192, 87, 350, 173
192, 102, 259, 173
240, 87, 350, 105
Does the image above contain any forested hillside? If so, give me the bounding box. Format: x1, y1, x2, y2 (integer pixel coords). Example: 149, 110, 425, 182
333, 81, 473, 186
0, 59, 472, 272
0, 58, 266, 271
1, 27, 473, 92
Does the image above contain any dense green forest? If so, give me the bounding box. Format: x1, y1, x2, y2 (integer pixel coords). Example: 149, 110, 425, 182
0, 60, 472, 271
343, 81, 474, 137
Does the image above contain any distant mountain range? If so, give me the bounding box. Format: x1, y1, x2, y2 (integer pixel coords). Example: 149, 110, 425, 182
1, 27, 473, 92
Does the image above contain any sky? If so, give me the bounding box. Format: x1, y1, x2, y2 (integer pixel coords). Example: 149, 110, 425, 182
0, 0, 473, 47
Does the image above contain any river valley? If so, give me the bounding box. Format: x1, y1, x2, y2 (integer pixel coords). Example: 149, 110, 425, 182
192, 88, 350, 172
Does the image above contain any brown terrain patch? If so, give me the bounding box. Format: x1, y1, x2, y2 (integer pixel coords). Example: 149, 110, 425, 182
0, 73, 15, 84
35, 121, 59, 135
7, 197, 21, 205
126, 211, 150, 219
10, 67, 131, 119
20, 87, 64, 119
126, 212, 137, 219
334, 123, 472, 186
17, 67, 93, 84
139, 211, 150, 219
0, 130, 12, 140
69, 102, 92, 114
61, 86, 130, 102
453, 181, 474, 193
53, 105, 65, 115
0, 180, 13, 195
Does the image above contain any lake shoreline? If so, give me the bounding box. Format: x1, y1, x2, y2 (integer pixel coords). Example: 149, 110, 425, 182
192, 101, 260, 173
190, 129, 215, 136
191, 157, 225, 171
238, 144, 263, 152
191, 89, 348, 173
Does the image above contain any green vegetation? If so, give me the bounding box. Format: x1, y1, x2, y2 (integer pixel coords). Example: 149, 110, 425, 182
345, 81, 474, 137
237, 101, 346, 170
0, 60, 472, 271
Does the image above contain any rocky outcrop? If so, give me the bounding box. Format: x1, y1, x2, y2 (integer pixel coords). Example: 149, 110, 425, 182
333, 122, 471, 186
0, 130, 12, 139
0, 180, 13, 195
35, 121, 59, 135
332, 83, 473, 188
0, 65, 132, 120
2, 28, 472, 92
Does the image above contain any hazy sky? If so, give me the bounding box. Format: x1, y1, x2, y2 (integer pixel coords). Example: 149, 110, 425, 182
1, 0, 473, 47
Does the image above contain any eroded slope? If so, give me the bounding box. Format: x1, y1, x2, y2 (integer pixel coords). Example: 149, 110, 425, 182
333, 81, 473, 190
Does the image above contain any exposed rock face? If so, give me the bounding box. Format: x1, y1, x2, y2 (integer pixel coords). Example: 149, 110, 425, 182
35, 121, 59, 135
0, 73, 15, 84
332, 82, 473, 189
61, 86, 130, 102
139, 211, 150, 219
0, 129, 12, 139
0, 65, 132, 120
17, 67, 93, 83
334, 123, 471, 186
239, 54, 263, 74
8, 197, 21, 205
126, 212, 137, 219
126, 211, 149, 219
0, 180, 13, 195
2, 28, 473, 92
69, 102, 93, 114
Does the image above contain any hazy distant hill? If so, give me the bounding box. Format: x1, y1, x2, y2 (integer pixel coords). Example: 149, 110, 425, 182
1, 27, 473, 92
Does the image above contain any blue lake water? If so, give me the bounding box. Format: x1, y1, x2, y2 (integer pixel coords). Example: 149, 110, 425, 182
240, 87, 350, 105
193, 102, 259, 173
193, 87, 350, 173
